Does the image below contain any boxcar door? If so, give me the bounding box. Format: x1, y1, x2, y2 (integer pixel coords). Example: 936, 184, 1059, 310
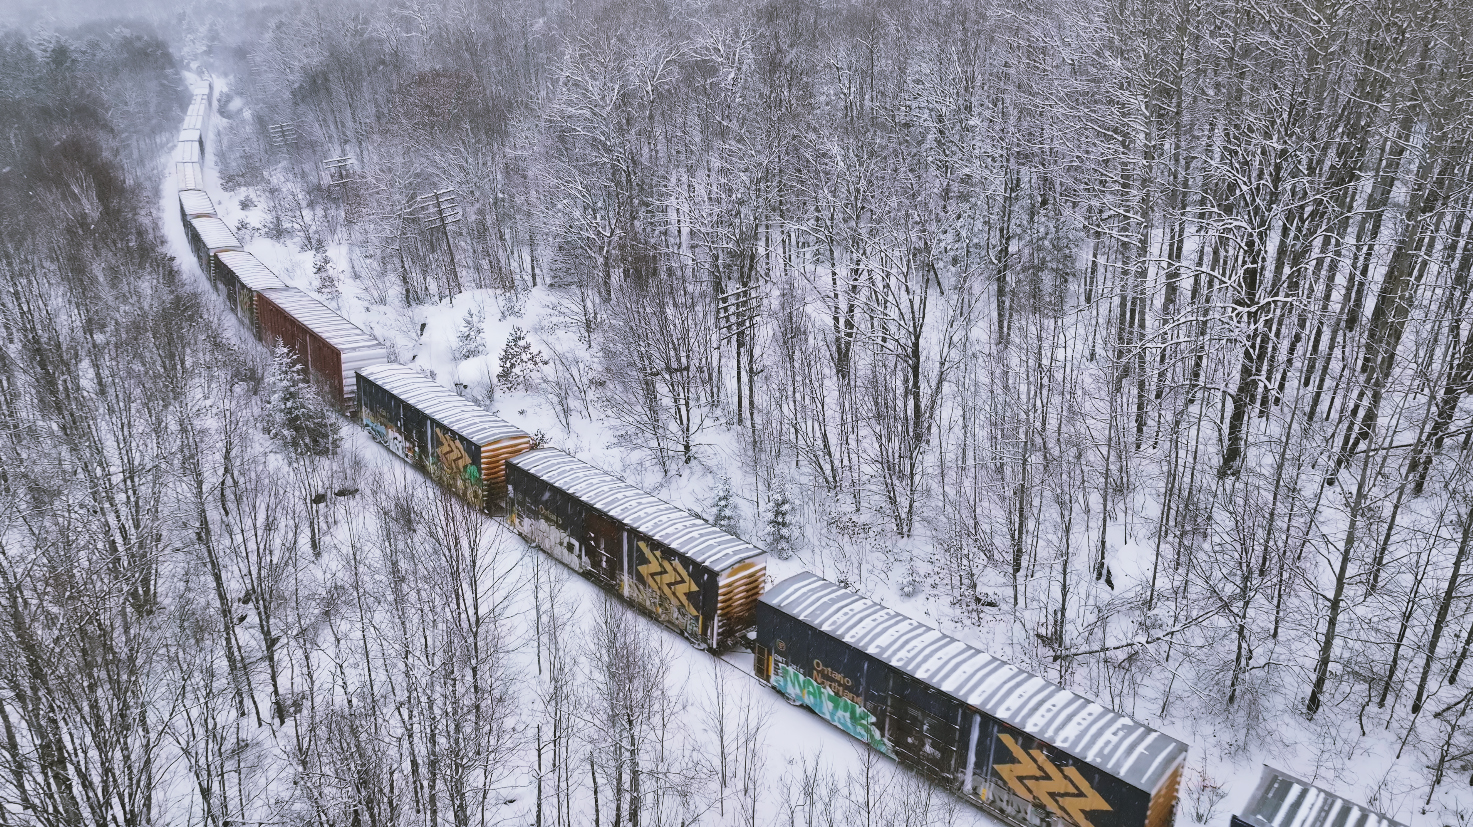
584, 512, 622, 587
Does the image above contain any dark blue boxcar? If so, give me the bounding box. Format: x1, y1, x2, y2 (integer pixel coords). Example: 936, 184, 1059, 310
506, 448, 767, 650
1232, 766, 1404, 827
755, 572, 1187, 827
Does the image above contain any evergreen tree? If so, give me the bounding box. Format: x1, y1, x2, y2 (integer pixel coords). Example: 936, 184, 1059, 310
764, 484, 797, 560
497, 326, 547, 391
263, 343, 338, 456
711, 475, 741, 537
313, 249, 340, 306
455, 306, 487, 360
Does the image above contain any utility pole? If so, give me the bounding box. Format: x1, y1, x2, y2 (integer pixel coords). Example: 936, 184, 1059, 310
716, 282, 760, 426
268, 122, 297, 152
418, 188, 463, 299
322, 156, 354, 187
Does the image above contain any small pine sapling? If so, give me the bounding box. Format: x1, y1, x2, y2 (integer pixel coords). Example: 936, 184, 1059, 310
263, 343, 338, 456
455, 306, 487, 361
496, 325, 547, 392
764, 484, 797, 560
314, 250, 340, 305
711, 476, 741, 537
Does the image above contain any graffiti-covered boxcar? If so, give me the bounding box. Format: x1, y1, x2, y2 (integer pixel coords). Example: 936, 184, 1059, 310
1233, 767, 1403, 827
755, 573, 1186, 827
506, 448, 768, 650
182, 215, 242, 283
356, 364, 531, 509
213, 252, 285, 338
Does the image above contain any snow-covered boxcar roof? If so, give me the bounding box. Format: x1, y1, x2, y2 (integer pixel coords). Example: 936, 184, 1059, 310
177, 161, 204, 192
188, 216, 241, 252
509, 448, 766, 572
176, 140, 201, 164
179, 127, 202, 146
1237, 767, 1403, 827
216, 252, 286, 291
761, 571, 1188, 795
357, 363, 527, 447
178, 189, 215, 218
260, 287, 382, 351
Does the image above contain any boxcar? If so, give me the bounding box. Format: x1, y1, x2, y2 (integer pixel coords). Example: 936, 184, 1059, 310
183, 215, 242, 283
179, 189, 215, 225
179, 128, 203, 158
177, 139, 201, 165
257, 287, 387, 409
506, 448, 768, 650
755, 573, 1186, 827
214, 252, 286, 338
1233, 767, 1403, 827
356, 364, 531, 509
177, 160, 204, 193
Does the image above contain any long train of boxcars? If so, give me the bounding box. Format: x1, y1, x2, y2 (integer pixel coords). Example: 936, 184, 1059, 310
172, 75, 1408, 827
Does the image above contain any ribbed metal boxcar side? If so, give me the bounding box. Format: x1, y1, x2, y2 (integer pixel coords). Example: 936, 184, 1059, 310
258, 292, 346, 402
506, 460, 587, 571
754, 576, 1184, 827
622, 533, 717, 644
355, 368, 527, 513
357, 372, 424, 461
753, 602, 895, 756
506, 451, 751, 649
754, 604, 1155, 827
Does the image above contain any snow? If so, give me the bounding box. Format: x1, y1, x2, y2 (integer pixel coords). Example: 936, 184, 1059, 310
155, 68, 1461, 827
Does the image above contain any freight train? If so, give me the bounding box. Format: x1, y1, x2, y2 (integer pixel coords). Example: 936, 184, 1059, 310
171, 73, 1408, 827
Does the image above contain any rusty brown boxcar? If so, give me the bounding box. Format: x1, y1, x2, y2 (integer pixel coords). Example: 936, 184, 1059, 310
506, 448, 768, 650
256, 287, 387, 409
356, 364, 532, 510
755, 572, 1186, 827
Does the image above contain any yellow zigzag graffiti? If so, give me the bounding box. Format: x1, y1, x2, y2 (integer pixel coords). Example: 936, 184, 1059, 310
637, 542, 698, 616
995, 734, 1112, 827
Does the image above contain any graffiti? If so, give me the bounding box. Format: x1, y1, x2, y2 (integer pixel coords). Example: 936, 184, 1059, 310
515, 507, 580, 568
772, 663, 892, 757
434, 426, 479, 484
429, 426, 483, 507
362, 416, 408, 459
636, 541, 699, 616
993, 734, 1111, 827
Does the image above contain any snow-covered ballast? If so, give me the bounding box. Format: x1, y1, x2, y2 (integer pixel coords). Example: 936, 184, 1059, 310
256, 287, 386, 409
755, 572, 1187, 827
1232, 766, 1403, 827
356, 364, 531, 510
214, 252, 286, 339
506, 448, 768, 650
182, 215, 242, 283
